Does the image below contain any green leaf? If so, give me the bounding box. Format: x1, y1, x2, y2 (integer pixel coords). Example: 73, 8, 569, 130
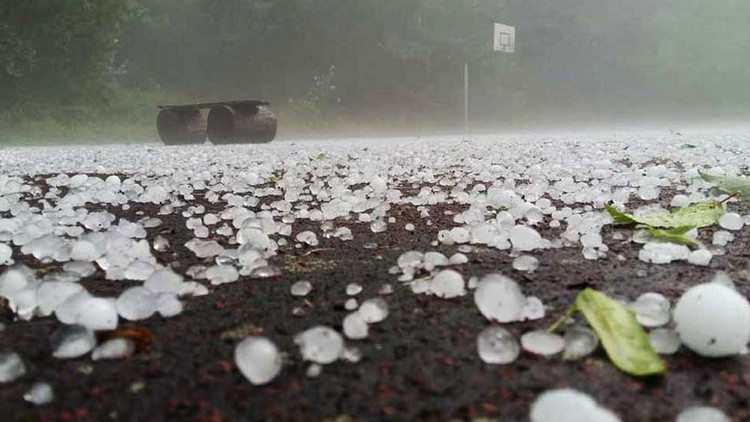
699, 170, 750, 201
646, 226, 697, 246
605, 201, 723, 229
311, 153, 327, 161
575, 289, 666, 377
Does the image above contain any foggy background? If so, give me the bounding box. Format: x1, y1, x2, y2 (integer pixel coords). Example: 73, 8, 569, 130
2, 0, 750, 142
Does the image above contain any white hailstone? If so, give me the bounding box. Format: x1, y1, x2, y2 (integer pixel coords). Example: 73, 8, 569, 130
467, 276, 479, 290
346, 283, 363, 296
144, 269, 184, 294
563, 327, 599, 360
687, 249, 712, 266
0, 351, 26, 383
333, 227, 353, 241
63, 261, 96, 278
234, 337, 282, 385
358, 298, 389, 323
294, 326, 344, 364
91, 338, 136, 361
530, 389, 621, 422
291, 280, 313, 297
423, 252, 449, 270
648, 328, 681, 355
51, 325, 97, 359
69, 240, 102, 262
75, 297, 118, 331
370, 219, 387, 233
509, 225, 543, 251
477, 326, 520, 364
343, 312, 369, 340
36, 282, 85, 317
306, 363, 323, 378
397, 251, 423, 271
673, 281, 750, 357
54, 292, 92, 324
344, 298, 359, 310
449, 227, 471, 244
712, 231, 734, 247
0, 264, 35, 299
474, 274, 526, 323
638, 185, 659, 200
250, 265, 281, 279
638, 242, 690, 264
185, 239, 224, 258
512, 255, 539, 273
629, 292, 671, 327
405, 223, 415, 231
520, 296, 546, 321
157, 293, 183, 317
718, 212, 743, 231
670, 195, 691, 208
205, 265, 240, 285
9, 284, 38, 320
296, 231, 319, 246
203, 214, 220, 226
370, 175, 388, 191
430, 269, 466, 298
449, 253, 468, 265
580, 233, 603, 249
124, 260, 156, 281
521, 330, 565, 356
24, 381, 54, 405
152, 235, 170, 252
116, 287, 157, 321
0, 243, 11, 264
676, 406, 730, 422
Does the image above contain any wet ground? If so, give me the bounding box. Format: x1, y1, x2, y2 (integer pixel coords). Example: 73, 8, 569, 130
1, 134, 750, 421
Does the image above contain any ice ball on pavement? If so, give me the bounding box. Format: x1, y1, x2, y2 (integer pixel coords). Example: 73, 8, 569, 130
92, 338, 136, 361
116, 287, 157, 321
0, 351, 26, 383
296, 231, 319, 246
290, 280, 313, 297
430, 269, 466, 298
676, 406, 730, 422
205, 265, 239, 285
521, 330, 564, 356
648, 328, 681, 355
24, 381, 54, 405
294, 326, 344, 364
512, 255, 539, 272
688, 249, 712, 266
673, 281, 750, 357
0, 243, 11, 264
343, 312, 369, 340
521, 296, 546, 321
474, 274, 526, 323
156, 293, 183, 317
75, 297, 118, 331
718, 212, 743, 231
630, 292, 671, 327
51, 325, 97, 359
510, 225, 543, 251
36, 282, 85, 317
563, 327, 599, 360
477, 326, 520, 364
530, 389, 621, 422
234, 337, 282, 385
358, 298, 389, 323
346, 283, 363, 296
0, 264, 35, 299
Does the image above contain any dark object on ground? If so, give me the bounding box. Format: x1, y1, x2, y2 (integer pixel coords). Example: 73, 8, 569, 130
157, 100, 277, 145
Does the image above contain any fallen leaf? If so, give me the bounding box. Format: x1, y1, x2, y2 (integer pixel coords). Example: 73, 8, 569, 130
605, 201, 723, 229
699, 171, 750, 201
646, 226, 697, 246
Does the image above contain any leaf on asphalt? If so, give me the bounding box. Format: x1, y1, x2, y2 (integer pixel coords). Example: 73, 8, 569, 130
605, 201, 724, 229
646, 226, 697, 246
575, 289, 666, 377
699, 170, 750, 201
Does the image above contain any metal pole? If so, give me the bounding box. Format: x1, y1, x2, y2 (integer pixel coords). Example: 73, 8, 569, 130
464, 62, 469, 137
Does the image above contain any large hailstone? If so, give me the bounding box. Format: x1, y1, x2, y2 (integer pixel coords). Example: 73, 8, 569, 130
530, 389, 621, 422
673, 282, 750, 357
234, 337, 282, 385
294, 326, 344, 364
474, 274, 526, 323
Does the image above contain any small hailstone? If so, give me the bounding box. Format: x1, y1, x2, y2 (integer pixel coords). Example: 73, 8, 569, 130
291, 281, 313, 297
512, 255, 539, 273
688, 249, 712, 266
344, 298, 359, 310
378, 284, 393, 295
370, 220, 387, 233
296, 231, 319, 246
405, 223, 415, 231
449, 253, 468, 265
144, 269, 184, 294
530, 389, 621, 422
521, 330, 565, 356
156, 293, 183, 317
397, 251, 423, 270
467, 276, 479, 289
206, 265, 240, 285
91, 338, 136, 361
62, 261, 96, 277
630, 292, 671, 327
474, 274, 526, 323
673, 281, 750, 357
306, 364, 323, 378
358, 298, 389, 323
520, 296, 545, 321
430, 269, 466, 298
363, 242, 378, 250
423, 251, 449, 270
36, 282, 85, 317
75, 297, 119, 331
250, 265, 281, 279
51, 325, 97, 359
477, 326, 520, 364
712, 231, 734, 247
0, 243, 12, 264
448, 227, 471, 244
676, 406, 730, 422
234, 337, 282, 385
563, 327, 599, 360
0, 264, 35, 299
294, 326, 344, 364
24, 381, 54, 405
509, 225, 543, 251
341, 346, 362, 363
648, 328, 681, 355
116, 287, 157, 321
718, 212, 743, 231
152, 235, 170, 252
343, 312, 369, 339
346, 283, 363, 296
0, 351, 26, 383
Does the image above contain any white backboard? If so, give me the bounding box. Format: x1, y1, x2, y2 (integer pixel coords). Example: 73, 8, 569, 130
493, 23, 515, 53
